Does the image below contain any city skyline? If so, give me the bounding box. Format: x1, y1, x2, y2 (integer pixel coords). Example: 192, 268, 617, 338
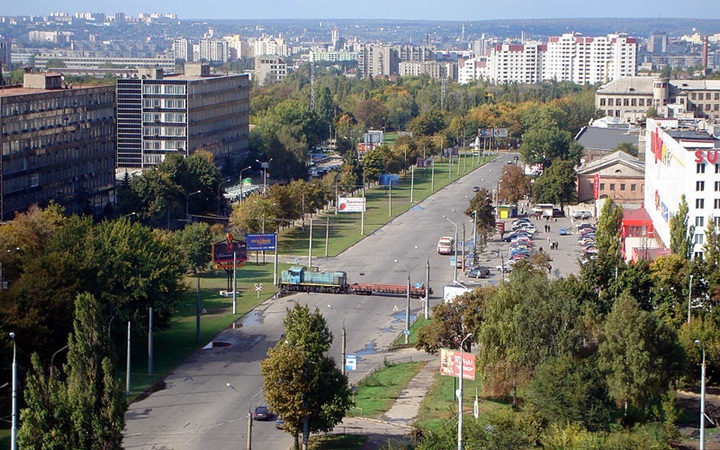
4, 0, 719, 21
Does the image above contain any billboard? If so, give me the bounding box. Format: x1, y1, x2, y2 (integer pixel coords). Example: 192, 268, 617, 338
212, 240, 247, 265
338, 197, 366, 212
440, 348, 476, 380
245, 233, 277, 251
379, 174, 399, 186
442, 285, 471, 303
416, 157, 434, 168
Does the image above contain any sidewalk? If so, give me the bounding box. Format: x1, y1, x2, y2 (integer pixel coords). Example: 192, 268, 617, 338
331, 348, 438, 449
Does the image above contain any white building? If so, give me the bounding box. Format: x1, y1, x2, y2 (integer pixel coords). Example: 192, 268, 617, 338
458, 57, 486, 84
644, 118, 720, 259
485, 42, 544, 84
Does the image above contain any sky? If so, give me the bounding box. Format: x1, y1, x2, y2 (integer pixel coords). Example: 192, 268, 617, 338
5, 0, 719, 21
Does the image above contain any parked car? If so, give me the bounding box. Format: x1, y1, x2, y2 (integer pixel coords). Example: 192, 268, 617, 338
465, 266, 491, 278
253, 406, 272, 421
472, 186, 480, 192
558, 228, 569, 235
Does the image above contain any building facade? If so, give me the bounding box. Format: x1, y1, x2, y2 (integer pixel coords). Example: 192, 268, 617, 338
116, 64, 250, 172
254, 55, 287, 86
0, 73, 116, 221
644, 118, 720, 259
576, 151, 645, 204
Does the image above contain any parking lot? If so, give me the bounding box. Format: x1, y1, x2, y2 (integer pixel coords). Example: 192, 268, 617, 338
459, 213, 596, 287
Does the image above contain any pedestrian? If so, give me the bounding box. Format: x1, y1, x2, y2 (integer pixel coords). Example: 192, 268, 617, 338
547, 236, 551, 244
548, 225, 551, 232
554, 241, 558, 250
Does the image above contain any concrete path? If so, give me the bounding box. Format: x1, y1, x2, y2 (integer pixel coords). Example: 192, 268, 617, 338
382, 357, 437, 426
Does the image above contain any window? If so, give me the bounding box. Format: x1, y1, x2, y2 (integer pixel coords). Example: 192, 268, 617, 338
600, 183, 605, 190
698, 163, 706, 174
716, 181, 720, 191
610, 183, 616, 190
716, 164, 720, 174
608, 98, 614, 106
639, 98, 646, 106
692, 92, 697, 100
697, 180, 706, 191
631, 184, 637, 191
696, 198, 705, 209
620, 184, 626, 191
715, 199, 720, 209
695, 234, 704, 245
696, 216, 705, 227
600, 98, 606, 106
715, 217, 720, 226
631, 98, 637, 106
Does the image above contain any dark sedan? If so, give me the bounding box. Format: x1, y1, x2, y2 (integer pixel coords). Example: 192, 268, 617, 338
253, 406, 272, 421
465, 266, 491, 278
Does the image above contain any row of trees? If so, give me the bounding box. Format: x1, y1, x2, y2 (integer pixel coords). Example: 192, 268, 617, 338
415, 197, 720, 446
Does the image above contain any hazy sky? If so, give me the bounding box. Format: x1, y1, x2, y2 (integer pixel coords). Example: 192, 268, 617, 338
5, 0, 719, 21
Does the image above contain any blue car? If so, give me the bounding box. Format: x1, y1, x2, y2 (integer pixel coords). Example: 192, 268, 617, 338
558, 228, 569, 235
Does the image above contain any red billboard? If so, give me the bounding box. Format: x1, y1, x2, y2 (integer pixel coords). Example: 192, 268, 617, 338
439, 348, 476, 380
212, 234, 247, 269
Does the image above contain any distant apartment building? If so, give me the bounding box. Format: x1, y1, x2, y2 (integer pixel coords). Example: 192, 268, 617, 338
198, 39, 229, 63
34, 54, 175, 72
0, 36, 10, 72
251, 35, 290, 58
116, 64, 250, 172
0, 73, 116, 221
485, 42, 544, 84
173, 38, 193, 62
254, 55, 287, 86
458, 57, 486, 84
398, 60, 456, 80
596, 77, 720, 123
543, 33, 637, 85
28, 30, 73, 43
308, 50, 359, 63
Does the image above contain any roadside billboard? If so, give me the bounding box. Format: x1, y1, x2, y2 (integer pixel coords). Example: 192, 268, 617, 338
442, 285, 471, 303
245, 233, 277, 251
212, 238, 247, 268
338, 197, 366, 212
440, 348, 476, 380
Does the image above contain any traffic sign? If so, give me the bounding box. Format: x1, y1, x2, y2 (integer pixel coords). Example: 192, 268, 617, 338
404, 329, 410, 336
345, 354, 357, 371
254, 283, 263, 291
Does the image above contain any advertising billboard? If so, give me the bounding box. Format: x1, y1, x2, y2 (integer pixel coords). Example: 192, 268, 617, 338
212, 240, 247, 266
245, 233, 277, 251
439, 348, 476, 380
338, 197, 366, 213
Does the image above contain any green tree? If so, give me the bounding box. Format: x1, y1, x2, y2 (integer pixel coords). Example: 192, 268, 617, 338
18, 293, 125, 449
466, 188, 496, 242
598, 293, 685, 418
497, 164, 530, 204
531, 159, 578, 206
261, 304, 351, 449
173, 222, 214, 272
352, 98, 386, 129
614, 142, 639, 157
670, 195, 694, 259
408, 109, 445, 136
519, 127, 583, 166
526, 355, 614, 432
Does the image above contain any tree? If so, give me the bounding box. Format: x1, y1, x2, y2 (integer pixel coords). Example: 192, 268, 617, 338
497, 165, 530, 204
531, 159, 578, 206
18, 293, 125, 449
519, 127, 583, 166
670, 195, 694, 260
408, 109, 445, 136
261, 304, 352, 449
526, 355, 614, 432
614, 142, 639, 157
352, 98, 386, 129
466, 188, 496, 242
597, 293, 685, 418
581, 199, 624, 309
173, 222, 214, 272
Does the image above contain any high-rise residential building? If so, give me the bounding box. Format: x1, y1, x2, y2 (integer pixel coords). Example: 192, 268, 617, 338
116, 64, 250, 172
0, 73, 116, 221
173, 38, 193, 62
198, 39, 229, 63
544, 33, 636, 85
0, 36, 10, 72
485, 42, 544, 84
358, 44, 396, 79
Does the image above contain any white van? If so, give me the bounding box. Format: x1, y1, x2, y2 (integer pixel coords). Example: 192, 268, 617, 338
437, 236, 454, 255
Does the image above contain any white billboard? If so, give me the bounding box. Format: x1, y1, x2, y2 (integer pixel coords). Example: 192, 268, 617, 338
338, 197, 366, 213
442, 285, 471, 303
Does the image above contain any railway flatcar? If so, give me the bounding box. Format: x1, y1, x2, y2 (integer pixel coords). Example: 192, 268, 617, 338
279, 266, 348, 293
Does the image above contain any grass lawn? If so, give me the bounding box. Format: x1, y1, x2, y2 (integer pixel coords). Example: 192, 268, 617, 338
309, 434, 366, 450
349, 361, 425, 418
392, 317, 431, 348
415, 371, 510, 432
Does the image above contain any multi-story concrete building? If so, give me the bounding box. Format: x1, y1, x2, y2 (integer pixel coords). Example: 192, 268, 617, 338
358, 44, 396, 79
173, 38, 193, 62
254, 55, 287, 86
0, 73, 116, 221
398, 60, 456, 80
34, 54, 175, 72
544, 33, 637, 85
596, 77, 720, 124
644, 118, 720, 259
485, 42, 544, 84
116, 64, 250, 172
198, 39, 229, 63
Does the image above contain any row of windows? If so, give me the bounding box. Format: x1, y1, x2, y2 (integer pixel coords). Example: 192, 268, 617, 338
695, 216, 720, 227
142, 127, 187, 137
142, 98, 187, 109
690, 92, 720, 101
696, 163, 720, 174
600, 97, 648, 107
142, 113, 186, 123
1, 91, 113, 116
597, 182, 639, 191
142, 85, 186, 95
693, 198, 720, 209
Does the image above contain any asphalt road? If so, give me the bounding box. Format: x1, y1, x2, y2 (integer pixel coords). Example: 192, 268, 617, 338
124, 154, 562, 450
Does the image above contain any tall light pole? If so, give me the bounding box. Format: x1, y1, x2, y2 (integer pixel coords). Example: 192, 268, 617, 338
217, 178, 232, 216
227, 383, 266, 450
256, 158, 273, 194
695, 339, 706, 450
458, 332, 473, 450
239, 165, 252, 202
444, 216, 459, 282
184, 189, 201, 221
395, 259, 412, 344
9, 332, 17, 450
327, 305, 347, 375
688, 274, 694, 324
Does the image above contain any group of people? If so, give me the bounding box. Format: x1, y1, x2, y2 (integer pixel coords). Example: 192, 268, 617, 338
546, 236, 559, 250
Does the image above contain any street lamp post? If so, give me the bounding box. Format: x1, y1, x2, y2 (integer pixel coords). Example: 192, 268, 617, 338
227, 383, 266, 450
688, 274, 694, 324
444, 216, 459, 282
239, 165, 252, 202
184, 189, 201, 221
256, 159, 273, 194
217, 178, 232, 216
9, 332, 17, 450
695, 339, 706, 450
394, 259, 412, 344
458, 333, 473, 450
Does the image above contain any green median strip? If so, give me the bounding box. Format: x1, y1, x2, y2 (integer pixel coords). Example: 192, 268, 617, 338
349, 361, 424, 418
